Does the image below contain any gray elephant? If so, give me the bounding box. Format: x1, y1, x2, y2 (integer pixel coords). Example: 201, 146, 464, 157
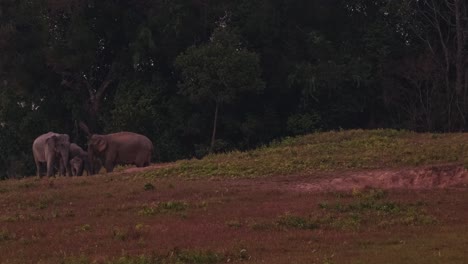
67, 143, 90, 175
32, 132, 71, 177
68, 145, 102, 176
70, 156, 84, 176
80, 123, 153, 173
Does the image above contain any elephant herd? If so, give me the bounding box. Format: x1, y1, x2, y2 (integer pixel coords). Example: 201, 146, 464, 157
32, 125, 154, 177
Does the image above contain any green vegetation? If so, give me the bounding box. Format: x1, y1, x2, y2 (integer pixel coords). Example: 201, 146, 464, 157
138, 201, 189, 216
276, 213, 319, 230
0, 228, 15, 242
143, 183, 155, 191
77, 224, 91, 232
141, 129, 468, 179
264, 189, 436, 232
316, 189, 437, 230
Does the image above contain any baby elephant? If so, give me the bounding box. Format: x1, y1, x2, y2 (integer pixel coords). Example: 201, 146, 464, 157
70, 156, 85, 176
70, 154, 102, 176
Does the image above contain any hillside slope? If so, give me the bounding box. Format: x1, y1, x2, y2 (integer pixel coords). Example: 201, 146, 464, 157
1, 129, 468, 264
141, 129, 468, 179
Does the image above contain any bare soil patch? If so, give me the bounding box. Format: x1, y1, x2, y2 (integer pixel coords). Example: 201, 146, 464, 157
295, 163, 468, 192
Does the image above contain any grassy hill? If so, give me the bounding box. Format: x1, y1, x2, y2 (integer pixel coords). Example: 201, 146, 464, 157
143, 129, 468, 179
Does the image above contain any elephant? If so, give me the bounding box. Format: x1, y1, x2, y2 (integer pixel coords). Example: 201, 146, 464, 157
32, 132, 71, 177
68, 145, 102, 176
88, 132, 153, 173
70, 156, 84, 176
68, 143, 89, 175
80, 122, 153, 173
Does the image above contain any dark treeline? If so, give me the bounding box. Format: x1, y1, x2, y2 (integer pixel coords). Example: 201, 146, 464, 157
1, 0, 467, 178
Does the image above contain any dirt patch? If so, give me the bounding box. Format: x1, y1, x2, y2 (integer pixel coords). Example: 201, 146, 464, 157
295, 163, 468, 192
122, 162, 174, 173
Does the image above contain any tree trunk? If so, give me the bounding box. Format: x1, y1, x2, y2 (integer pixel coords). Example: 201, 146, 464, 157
454, 0, 466, 128
210, 101, 219, 153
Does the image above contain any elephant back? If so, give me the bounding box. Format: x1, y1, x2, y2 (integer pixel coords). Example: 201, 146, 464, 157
106, 132, 153, 150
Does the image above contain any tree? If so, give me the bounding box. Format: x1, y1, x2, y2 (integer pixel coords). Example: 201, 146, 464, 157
45, 0, 147, 131
398, 0, 468, 130
175, 26, 264, 152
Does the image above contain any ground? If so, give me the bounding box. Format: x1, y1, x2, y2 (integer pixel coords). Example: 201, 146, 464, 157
1, 163, 468, 264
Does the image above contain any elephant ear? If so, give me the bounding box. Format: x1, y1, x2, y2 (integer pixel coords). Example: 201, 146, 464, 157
96, 138, 107, 153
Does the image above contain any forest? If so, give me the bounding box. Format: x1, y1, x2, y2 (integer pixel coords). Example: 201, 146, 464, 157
0, 0, 467, 178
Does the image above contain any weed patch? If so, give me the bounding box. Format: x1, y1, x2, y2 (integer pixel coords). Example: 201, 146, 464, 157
173, 250, 223, 264
76, 224, 91, 232
317, 189, 437, 230
0, 228, 16, 242
138, 201, 188, 216
276, 213, 319, 230
225, 220, 242, 228
143, 183, 155, 191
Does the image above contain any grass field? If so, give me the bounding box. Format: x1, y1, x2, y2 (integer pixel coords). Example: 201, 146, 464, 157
1, 129, 468, 263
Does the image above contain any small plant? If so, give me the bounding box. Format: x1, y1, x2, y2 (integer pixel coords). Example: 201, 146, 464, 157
0, 214, 21, 222
138, 201, 189, 216
225, 220, 242, 228
78, 224, 91, 231
276, 213, 319, 230
113, 227, 128, 241
249, 221, 275, 231
174, 250, 223, 264
0, 228, 16, 241
143, 183, 155, 191
238, 249, 250, 261
65, 210, 75, 217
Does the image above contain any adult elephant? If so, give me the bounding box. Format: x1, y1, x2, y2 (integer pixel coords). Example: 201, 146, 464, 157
87, 133, 153, 173
80, 123, 153, 173
32, 132, 71, 177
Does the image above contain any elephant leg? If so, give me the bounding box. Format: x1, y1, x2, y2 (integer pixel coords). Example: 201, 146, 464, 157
46, 156, 55, 177
34, 159, 42, 178
103, 157, 115, 173
77, 162, 84, 176
104, 152, 116, 173
145, 153, 151, 167
104, 162, 114, 172
83, 159, 91, 176
58, 160, 65, 176
135, 152, 151, 167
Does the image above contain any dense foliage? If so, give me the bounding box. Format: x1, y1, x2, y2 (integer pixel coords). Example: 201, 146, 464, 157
1, 0, 467, 178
